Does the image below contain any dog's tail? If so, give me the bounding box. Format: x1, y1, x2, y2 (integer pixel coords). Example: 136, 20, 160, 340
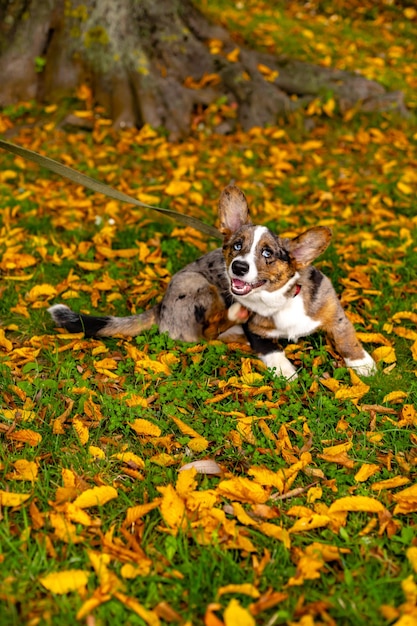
48, 303, 160, 338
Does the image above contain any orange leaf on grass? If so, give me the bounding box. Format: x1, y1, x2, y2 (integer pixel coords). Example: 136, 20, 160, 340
288, 542, 350, 587
372, 346, 397, 364
130, 418, 161, 437
383, 391, 408, 404
2, 408, 36, 422
164, 180, 191, 196
175, 467, 198, 498
335, 381, 370, 402
317, 441, 355, 468
394, 326, 417, 341
76, 593, 113, 621
73, 485, 118, 509
157, 484, 187, 533
322, 442, 352, 455
114, 591, 161, 626
0, 251, 37, 270
232, 502, 258, 527
39, 570, 89, 594
393, 483, 417, 514
354, 463, 380, 482
356, 332, 392, 345
328, 496, 386, 514
217, 477, 269, 504
392, 311, 417, 324
406, 547, 417, 573
73, 417, 89, 444
187, 436, 209, 452
64, 503, 94, 527
170, 414, 201, 438
7, 459, 38, 482
125, 500, 162, 526
248, 466, 285, 492
150, 453, 176, 467
289, 514, 331, 534
371, 476, 410, 491
249, 591, 289, 616
0, 328, 13, 351
89, 445, 105, 459
224, 598, 255, 626
218, 583, 260, 598
398, 404, 417, 427
49, 512, 83, 543
258, 522, 291, 548
27, 283, 57, 301
0, 490, 31, 507
8, 429, 42, 446
120, 561, 152, 579
112, 451, 145, 469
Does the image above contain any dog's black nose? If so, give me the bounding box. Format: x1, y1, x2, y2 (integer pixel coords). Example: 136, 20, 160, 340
232, 259, 250, 277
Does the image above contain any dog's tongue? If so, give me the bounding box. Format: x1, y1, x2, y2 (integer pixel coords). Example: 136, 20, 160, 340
232, 279, 253, 295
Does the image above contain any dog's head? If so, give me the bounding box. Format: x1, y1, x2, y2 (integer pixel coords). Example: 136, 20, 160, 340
219, 185, 332, 300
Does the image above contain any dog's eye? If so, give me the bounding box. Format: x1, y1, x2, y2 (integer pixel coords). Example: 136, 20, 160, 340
262, 247, 273, 259
233, 241, 243, 252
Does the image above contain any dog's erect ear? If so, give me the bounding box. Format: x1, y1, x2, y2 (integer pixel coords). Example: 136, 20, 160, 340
289, 226, 332, 268
218, 185, 251, 238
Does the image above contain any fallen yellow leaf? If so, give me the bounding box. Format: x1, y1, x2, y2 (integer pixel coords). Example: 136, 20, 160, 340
217, 477, 269, 504
224, 598, 255, 626
164, 180, 191, 196
130, 418, 161, 437
157, 484, 187, 533
322, 441, 352, 455
112, 451, 145, 468
289, 514, 331, 533
0, 490, 31, 507
1, 408, 36, 422
328, 496, 385, 513
114, 592, 161, 626
187, 437, 209, 452
383, 391, 408, 404
73, 485, 118, 509
125, 500, 162, 525
372, 346, 397, 364
73, 417, 89, 444
27, 283, 57, 301
39, 570, 89, 594
0, 329, 13, 351
406, 546, 417, 574
218, 583, 260, 598
258, 522, 291, 548
7, 459, 38, 482
371, 476, 410, 491
354, 463, 380, 483
89, 445, 105, 459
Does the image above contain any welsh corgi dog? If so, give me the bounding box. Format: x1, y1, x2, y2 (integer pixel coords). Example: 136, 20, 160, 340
48, 185, 376, 380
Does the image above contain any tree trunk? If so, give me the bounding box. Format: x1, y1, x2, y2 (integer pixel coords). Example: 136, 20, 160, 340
0, 0, 408, 138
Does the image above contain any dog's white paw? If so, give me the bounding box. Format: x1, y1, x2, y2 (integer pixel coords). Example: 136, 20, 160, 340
228, 302, 249, 323
261, 351, 298, 381
345, 351, 376, 376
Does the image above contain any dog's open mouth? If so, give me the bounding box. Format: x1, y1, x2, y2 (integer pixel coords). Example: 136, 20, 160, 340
231, 278, 266, 296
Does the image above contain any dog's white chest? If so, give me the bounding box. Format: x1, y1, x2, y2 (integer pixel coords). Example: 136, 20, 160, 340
270, 296, 320, 342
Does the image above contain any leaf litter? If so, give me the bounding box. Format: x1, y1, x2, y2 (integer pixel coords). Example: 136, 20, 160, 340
1, 2, 417, 624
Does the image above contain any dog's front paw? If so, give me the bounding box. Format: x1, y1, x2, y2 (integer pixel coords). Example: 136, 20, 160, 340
261, 351, 298, 381
228, 302, 249, 323
345, 351, 376, 376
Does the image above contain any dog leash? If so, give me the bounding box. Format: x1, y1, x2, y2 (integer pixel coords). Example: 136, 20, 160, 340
0, 139, 221, 240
